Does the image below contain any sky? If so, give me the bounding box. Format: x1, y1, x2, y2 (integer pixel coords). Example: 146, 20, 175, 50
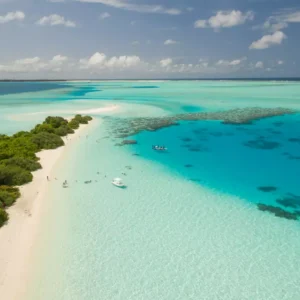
0, 0, 299, 79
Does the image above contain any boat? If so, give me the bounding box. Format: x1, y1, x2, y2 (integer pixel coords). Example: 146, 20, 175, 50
112, 178, 126, 188
152, 145, 168, 151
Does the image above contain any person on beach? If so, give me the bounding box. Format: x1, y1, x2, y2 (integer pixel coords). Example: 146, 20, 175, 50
47, 176, 49, 181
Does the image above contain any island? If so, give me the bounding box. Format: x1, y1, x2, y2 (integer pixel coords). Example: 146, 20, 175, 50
0, 114, 92, 227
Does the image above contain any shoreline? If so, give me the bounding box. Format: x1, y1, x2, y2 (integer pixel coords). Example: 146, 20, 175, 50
0, 119, 94, 300
7, 104, 120, 122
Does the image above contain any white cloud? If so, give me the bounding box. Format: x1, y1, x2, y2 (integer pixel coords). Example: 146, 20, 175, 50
194, 20, 207, 28
0, 11, 25, 24
277, 60, 284, 65
106, 56, 141, 68
51, 55, 68, 63
15, 57, 41, 65
131, 41, 140, 45
99, 12, 111, 19
261, 11, 300, 33
255, 61, 263, 68
0, 54, 69, 73
249, 31, 286, 50
160, 58, 173, 67
216, 58, 245, 66
164, 39, 178, 45
36, 14, 76, 27
130, 21, 136, 25
77, 0, 181, 15
187, 7, 194, 12
195, 10, 254, 30
79, 52, 142, 70
260, 21, 287, 32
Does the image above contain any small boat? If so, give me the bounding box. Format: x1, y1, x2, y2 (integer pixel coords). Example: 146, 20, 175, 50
112, 178, 126, 188
152, 145, 168, 151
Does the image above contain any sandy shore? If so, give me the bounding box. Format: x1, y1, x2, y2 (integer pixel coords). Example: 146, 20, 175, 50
0, 121, 94, 300
7, 104, 120, 121
75, 104, 119, 114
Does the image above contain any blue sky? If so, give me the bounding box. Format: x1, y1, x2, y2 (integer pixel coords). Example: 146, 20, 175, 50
0, 0, 299, 79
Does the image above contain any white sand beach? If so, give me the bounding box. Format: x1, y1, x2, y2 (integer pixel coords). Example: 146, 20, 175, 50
75, 104, 119, 114
0, 121, 93, 300
7, 105, 120, 122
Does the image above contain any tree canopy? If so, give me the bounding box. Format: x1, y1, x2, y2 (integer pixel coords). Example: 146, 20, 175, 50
0, 114, 92, 228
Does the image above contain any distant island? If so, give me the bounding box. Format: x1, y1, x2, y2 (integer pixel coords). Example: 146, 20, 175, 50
0, 114, 92, 227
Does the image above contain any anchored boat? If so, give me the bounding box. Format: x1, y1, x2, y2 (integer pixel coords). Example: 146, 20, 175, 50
152, 145, 168, 151
112, 178, 126, 188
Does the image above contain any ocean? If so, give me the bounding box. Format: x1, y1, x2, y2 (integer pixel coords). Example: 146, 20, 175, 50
1, 80, 300, 299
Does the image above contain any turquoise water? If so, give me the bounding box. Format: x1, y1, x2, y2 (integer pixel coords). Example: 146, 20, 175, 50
131, 114, 300, 211
1, 81, 300, 299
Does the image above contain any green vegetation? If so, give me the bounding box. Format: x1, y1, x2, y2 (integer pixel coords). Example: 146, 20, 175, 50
54, 125, 74, 137
31, 132, 65, 149
74, 114, 93, 124
0, 208, 8, 227
68, 119, 80, 129
69, 114, 93, 129
1, 157, 41, 171
0, 165, 33, 186
0, 114, 92, 227
0, 186, 20, 207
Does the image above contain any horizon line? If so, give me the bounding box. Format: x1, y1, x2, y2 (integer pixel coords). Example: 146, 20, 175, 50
1, 77, 300, 82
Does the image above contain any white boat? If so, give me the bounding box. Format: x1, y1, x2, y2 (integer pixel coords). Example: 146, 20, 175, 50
112, 178, 126, 188
152, 145, 168, 151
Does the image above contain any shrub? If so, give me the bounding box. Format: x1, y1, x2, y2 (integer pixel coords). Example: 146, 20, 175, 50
0, 186, 21, 207
1, 157, 41, 171
0, 137, 38, 161
31, 132, 64, 150
54, 125, 74, 136
0, 134, 9, 140
74, 114, 88, 124
0, 208, 8, 227
31, 123, 55, 134
0, 190, 18, 207
84, 115, 93, 121
0, 165, 33, 186
44, 116, 68, 128
0, 186, 20, 198
12, 131, 32, 138
68, 119, 80, 129
74, 114, 93, 124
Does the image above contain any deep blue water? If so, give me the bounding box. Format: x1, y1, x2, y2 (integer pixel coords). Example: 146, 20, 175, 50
131, 114, 300, 211
68, 85, 99, 97
0, 82, 68, 95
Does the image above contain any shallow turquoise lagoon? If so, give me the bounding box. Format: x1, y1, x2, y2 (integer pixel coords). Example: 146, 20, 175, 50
1, 81, 300, 300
